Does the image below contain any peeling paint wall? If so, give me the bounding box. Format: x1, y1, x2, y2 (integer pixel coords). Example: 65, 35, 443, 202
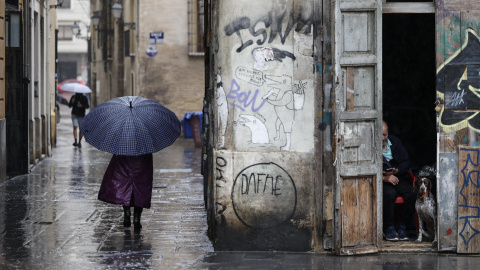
212, 0, 316, 251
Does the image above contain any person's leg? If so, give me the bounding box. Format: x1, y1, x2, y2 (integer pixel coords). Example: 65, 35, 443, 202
396, 179, 417, 240
77, 117, 84, 147
72, 115, 79, 146
133, 206, 143, 231
383, 183, 398, 228
383, 183, 398, 241
397, 179, 418, 226
123, 206, 131, 227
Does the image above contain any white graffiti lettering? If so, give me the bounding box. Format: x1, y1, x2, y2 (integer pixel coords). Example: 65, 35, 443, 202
448, 90, 467, 107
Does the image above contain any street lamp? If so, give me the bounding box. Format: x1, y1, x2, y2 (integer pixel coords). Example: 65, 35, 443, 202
91, 11, 100, 28
72, 21, 80, 36
112, 1, 123, 19
92, 2, 135, 32
71, 21, 90, 40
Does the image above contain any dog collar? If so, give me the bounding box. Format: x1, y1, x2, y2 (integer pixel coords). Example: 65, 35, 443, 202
418, 190, 429, 199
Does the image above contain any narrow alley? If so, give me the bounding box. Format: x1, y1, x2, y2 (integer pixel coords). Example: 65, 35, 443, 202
0, 104, 479, 269
0, 103, 211, 269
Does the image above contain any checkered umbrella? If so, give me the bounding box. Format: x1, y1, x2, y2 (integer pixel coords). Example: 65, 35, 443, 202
80, 96, 181, 156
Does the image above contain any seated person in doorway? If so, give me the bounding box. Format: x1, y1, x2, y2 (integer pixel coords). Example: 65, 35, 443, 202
382, 120, 417, 241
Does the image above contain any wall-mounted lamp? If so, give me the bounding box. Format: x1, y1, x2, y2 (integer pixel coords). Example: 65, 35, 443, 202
91, 11, 100, 28
72, 21, 90, 40
123, 22, 136, 30
90, 11, 114, 35
112, 1, 123, 20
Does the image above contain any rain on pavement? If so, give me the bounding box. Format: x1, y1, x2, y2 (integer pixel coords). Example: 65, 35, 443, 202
1, 103, 480, 269
0, 103, 211, 269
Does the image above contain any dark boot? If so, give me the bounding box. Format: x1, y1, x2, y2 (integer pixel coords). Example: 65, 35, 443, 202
123, 206, 131, 227
133, 206, 143, 231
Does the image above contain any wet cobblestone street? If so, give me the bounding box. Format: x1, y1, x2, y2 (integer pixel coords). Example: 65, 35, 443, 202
0, 105, 211, 269
1, 105, 480, 269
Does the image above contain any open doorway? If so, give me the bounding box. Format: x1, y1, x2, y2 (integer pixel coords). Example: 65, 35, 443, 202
382, 13, 437, 249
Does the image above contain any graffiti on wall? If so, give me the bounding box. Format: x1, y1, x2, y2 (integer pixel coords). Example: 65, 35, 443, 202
217, 1, 313, 151
227, 78, 268, 112
216, 75, 229, 148
437, 29, 480, 133
231, 163, 296, 228
458, 148, 480, 252
215, 156, 228, 226
238, 114, 270, 144
223, 4, 313, 53
221, 68, 308, 150
262, 75, 306, 151
252, 47, 296, 71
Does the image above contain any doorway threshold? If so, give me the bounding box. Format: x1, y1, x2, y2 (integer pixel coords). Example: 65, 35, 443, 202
381, 241, 435, 253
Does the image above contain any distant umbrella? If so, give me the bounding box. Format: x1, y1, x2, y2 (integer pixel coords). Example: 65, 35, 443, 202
80, 96, 181, 156
57, 79, 86, 93
59, 82, 92, 93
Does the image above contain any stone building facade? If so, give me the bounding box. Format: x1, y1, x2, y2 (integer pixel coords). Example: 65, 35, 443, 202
2, 0, 57, 180
204, 0, 480, 254
89, 0, 204, 119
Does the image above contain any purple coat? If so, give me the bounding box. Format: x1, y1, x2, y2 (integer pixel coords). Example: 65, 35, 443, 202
98, 154, 153, 208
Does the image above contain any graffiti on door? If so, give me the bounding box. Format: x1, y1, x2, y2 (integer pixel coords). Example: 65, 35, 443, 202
458, 147, 480, 252
437, 29, 480, 133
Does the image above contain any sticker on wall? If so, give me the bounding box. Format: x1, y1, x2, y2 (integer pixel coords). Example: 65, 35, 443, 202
232, 162, 296, 228
146, 45, 158, 58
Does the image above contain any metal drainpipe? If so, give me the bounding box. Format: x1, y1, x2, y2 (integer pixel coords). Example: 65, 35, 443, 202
24, 0, 30, 85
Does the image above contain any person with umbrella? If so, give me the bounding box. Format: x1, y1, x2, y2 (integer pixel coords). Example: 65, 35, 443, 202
81, 96, 181, 231
68, 92, 90, 147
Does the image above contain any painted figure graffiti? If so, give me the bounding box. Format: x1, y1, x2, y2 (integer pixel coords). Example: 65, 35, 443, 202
437, 29, 480, 133
252, 47, 296, 70
238, 114, 269, 144
216, 75, 229, 148
262, 75, 305, 151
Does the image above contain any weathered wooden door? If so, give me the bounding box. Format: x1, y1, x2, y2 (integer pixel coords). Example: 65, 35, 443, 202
333, 0, 382, 255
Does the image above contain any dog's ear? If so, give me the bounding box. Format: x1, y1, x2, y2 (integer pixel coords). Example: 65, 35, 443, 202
428, 178, 432, 191
414, 178, 420, 189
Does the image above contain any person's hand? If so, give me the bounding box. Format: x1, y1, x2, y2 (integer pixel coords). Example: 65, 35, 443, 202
77, 103, 83, 108
383, 168, 399, 176
384, 174, 399, 185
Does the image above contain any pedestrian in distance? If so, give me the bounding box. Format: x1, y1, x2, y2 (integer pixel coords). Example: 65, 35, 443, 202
382, 120, 417, 241
68, 93, 89, 148
98, 154, 153, 231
